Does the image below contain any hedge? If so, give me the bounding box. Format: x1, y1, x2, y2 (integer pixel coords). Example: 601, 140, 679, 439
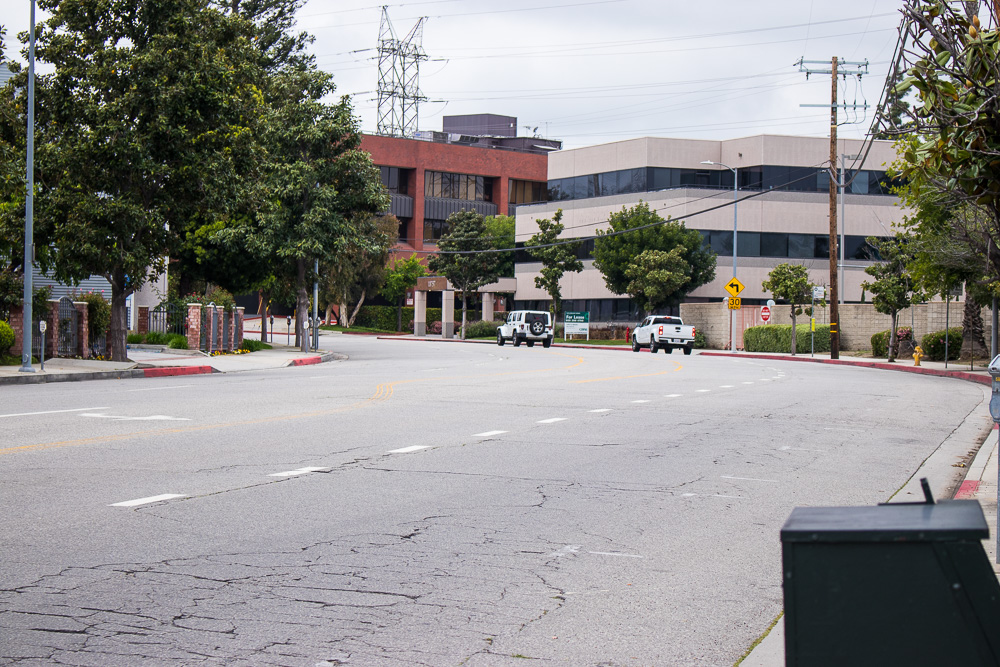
920, 327, 962, 361
354, 305, 443, 331
870, 327, 912, 359
743, 323, 831, 354
0, 320, 13, 353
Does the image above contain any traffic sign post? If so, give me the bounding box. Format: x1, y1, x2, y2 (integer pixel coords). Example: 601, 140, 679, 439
725, 277, 745, 297
761, 305, 771, 323
728, 297, 741, 310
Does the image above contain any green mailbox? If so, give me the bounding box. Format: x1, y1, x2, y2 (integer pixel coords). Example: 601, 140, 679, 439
781, 499, 1000, 666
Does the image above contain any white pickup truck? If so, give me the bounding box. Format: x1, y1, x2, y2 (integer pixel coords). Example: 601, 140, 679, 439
631, 315, 696, 355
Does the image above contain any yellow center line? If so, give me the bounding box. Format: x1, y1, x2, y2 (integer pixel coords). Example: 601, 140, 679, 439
2, 351, 588, 457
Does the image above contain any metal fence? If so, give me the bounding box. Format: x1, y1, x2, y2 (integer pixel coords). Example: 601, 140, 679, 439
149, 302, 187, 336
57, 296, 78, 357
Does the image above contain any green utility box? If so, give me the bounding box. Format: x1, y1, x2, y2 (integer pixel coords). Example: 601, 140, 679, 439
781, 500, 1000, 666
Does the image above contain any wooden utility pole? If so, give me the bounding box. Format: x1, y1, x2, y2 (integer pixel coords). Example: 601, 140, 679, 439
828, 56, 840, 359
797, 56, 868, 359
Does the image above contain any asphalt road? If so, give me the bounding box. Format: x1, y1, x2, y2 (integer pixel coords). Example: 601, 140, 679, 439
0, 337, 987, 666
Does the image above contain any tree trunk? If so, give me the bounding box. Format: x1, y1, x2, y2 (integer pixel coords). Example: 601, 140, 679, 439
461, 293, 468, 339
325, 303, 336, 327
887, 312, 898, 362
296, 259, 310, 353
347, 288, 366, 327
961, 293, 988, 361
790, 308, 797, 355
339, 300, 348, 328
108, 271, 131, 362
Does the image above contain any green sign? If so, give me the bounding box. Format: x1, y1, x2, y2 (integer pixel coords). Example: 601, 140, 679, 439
565, 311, 589, 323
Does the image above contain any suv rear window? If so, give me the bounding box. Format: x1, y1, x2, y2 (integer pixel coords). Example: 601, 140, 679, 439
525, 312, 549, 326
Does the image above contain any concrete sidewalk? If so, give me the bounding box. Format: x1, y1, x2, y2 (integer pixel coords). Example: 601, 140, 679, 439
0, 342, 340, 385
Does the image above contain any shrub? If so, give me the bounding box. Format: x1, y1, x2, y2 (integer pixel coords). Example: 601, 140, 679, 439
464, 320, 498, 338
76, 292, 111, 342
743, 323, 830, 354
167, 334, 188, 349
240, 338, 271, 352
921, 327, 962, 361
127, 333, 143, 344
871, 327, 912, 358
145, 330, 169, 345
693, 330, 707, 349
359, 305, 443, 331
0, 320, 13, 353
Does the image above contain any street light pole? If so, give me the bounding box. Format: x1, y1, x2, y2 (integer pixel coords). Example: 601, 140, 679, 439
702, 160, 738, 353
20, 0, 37, 373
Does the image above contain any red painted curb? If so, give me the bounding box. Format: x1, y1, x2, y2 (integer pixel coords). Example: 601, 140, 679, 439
142, 366, 214, 378
699, 352, 992, 385
955, 480, 981, 499
289, 357, 322, 366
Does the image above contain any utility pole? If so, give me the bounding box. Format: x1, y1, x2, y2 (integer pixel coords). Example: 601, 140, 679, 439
797, 57, 868, 360
20, 0, 37, 373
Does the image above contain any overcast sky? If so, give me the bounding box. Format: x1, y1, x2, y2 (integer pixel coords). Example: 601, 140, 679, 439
0, 0, 904, 149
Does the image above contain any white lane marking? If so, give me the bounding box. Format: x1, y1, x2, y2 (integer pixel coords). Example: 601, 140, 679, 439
742, 382, 755, 385
0, 407, 109, 419
719, 385, 735, 388
588, 409, 612, 413
759, 379, 771, 382
268, 467, 330, 477
665, 394, 682, 398
127, 385, 193, 392
681, 492, 743, 499
473, 430, 508, 437
547, 545, 581, 558
110, 494, 187, 507
589, 551, 644, 558
537, 418, 567, 424
80, 413, 191, 421
721, 475, 779, 483
696, 389, 711, 393
388, 445, 431, 454
631, 400, 651, 404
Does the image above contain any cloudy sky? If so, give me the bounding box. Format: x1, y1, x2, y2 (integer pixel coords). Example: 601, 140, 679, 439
0, 0, 904, 149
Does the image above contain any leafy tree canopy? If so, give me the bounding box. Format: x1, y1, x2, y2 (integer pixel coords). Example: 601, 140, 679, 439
483, 215, 515, 278
592, 202, 715, 309
625, 248, 691, 314
525, 209, 582, 321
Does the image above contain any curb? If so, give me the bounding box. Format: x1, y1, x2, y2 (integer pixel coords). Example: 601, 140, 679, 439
699, 351, 992, 386
141, 366, 215, 378
283, 351, 341, 367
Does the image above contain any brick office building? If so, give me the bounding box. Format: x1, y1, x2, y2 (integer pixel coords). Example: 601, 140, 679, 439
360, 114, 557, 255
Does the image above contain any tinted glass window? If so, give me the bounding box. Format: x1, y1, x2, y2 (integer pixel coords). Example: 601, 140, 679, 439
761, 233, 788, 257
814, 235, 830, 259
787, 234, 814, 258
710, 230, 733, 256
738, 231, 761, 257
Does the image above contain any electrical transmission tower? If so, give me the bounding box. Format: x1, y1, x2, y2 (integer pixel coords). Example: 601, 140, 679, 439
376, 7, 427, 138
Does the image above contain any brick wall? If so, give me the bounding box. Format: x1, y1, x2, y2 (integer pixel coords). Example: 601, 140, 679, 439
75, 302, 89, 359
186, 303, 202, 351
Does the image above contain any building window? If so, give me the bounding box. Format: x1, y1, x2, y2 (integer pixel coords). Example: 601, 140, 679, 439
424, 218, 450, 241
380, 166, 409, 195
425, 171, 493, 202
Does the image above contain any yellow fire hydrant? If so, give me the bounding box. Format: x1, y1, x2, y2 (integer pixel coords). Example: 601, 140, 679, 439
913, 345, 924, 367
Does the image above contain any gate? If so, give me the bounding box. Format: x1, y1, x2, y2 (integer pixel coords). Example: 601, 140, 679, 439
57, 296, 78, 357
149, 302, 187, 336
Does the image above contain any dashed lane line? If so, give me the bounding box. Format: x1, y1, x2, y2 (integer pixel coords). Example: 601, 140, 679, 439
721, 475, 779, 483
388, 445, 431, 454
631, 400, 651, 404
110, 494, 187, 507
268, 467, 331, 477
537, 418, 568, 424
696, 389, 711, 393
665, 394, 682, 398
588, 409, 612, 413
0, 407, 109, 419
473, 430, 508, 437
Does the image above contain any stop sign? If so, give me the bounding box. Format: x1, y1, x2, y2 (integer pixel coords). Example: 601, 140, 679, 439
761, 305, 771, 322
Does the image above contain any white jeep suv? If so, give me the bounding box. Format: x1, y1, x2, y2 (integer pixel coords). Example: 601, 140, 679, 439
497, 310, 553, 348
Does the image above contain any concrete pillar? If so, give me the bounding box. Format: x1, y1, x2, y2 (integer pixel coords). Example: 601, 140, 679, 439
236, 307, 245, 347
414, 290, 427, 336
442, 290, 455, 339
9, 304, 23, 356
186, 303, 202, 351
482, 293, 494, 322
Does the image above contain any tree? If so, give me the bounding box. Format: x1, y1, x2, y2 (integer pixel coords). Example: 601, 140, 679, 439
319, 214, 398, 329
525, 210, 582, 323
30, 0, 264, 360
888, 1, 1000, 282
381, 254, 426, 332
592, 202, 715, 315
624, 248, 691, 314
427, 210, 503, 339
483, 215, 515, 278
861, 235, 920, 362
761, 263, 816, 356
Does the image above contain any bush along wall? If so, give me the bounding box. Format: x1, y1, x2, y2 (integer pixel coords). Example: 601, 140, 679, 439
920, 327, 963, 361
870, 327, 912, 359
743, 323, 831, 354
353, 306, 439, 331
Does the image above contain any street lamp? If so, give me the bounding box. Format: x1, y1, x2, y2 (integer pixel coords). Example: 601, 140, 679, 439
702, 160, 738, 353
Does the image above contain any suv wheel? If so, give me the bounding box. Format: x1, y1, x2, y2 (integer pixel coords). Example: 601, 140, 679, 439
632, 337, 640, 352
513, 335, 522, 347
497, 330, 505, 346
542, 337, 552, 348
662, 345, 673, 354
526, 341, 535, 347
683, 345, 693, 355
650, 339, 659, 353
